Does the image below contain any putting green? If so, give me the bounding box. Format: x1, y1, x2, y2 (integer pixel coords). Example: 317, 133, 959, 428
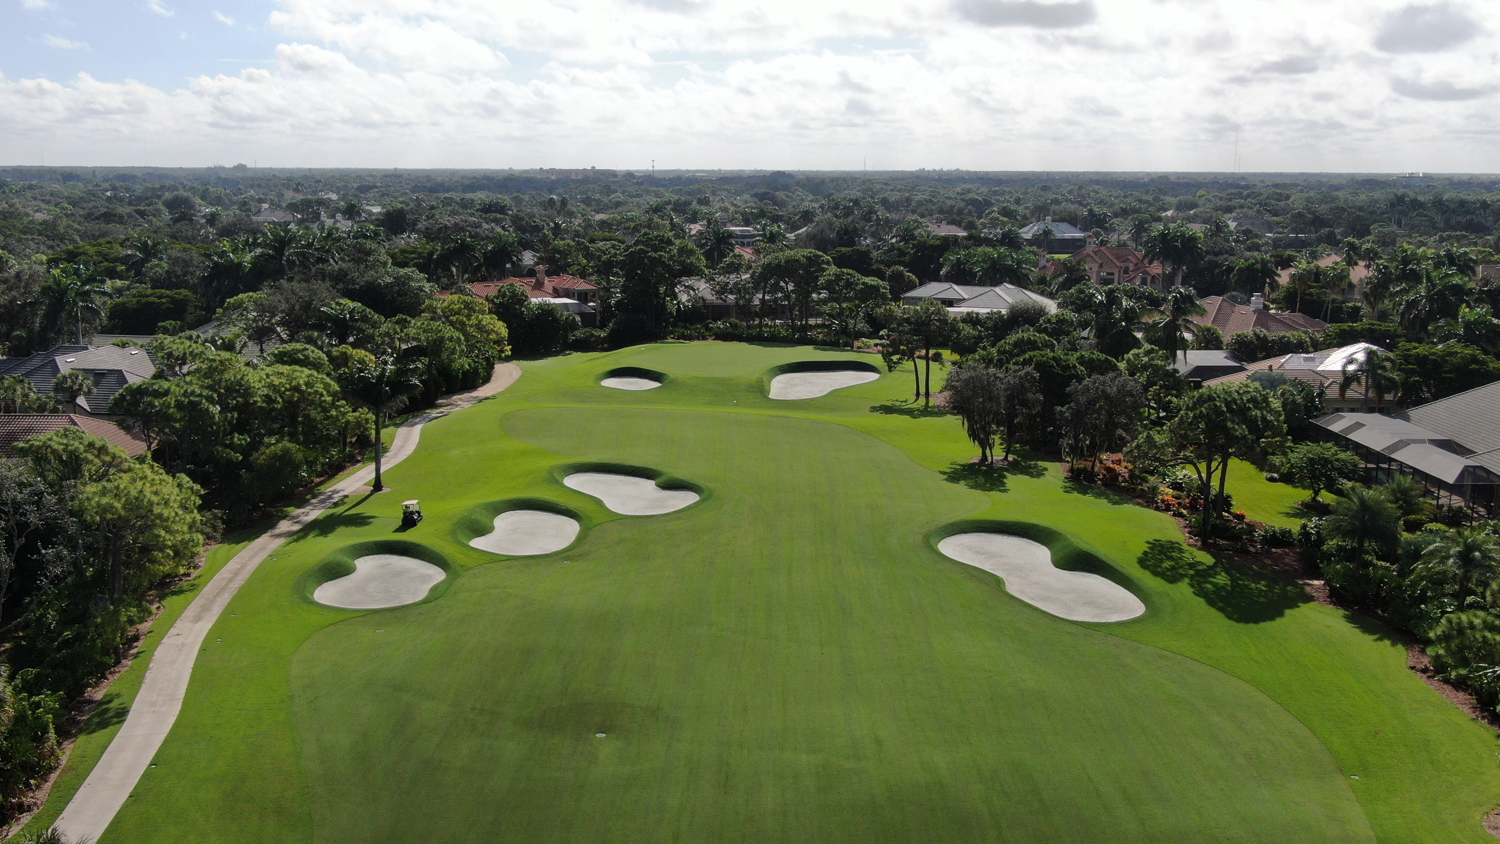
33, 343, 1500, 843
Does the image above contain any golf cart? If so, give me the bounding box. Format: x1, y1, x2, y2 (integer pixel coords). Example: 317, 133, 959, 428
401, 499, 424, 529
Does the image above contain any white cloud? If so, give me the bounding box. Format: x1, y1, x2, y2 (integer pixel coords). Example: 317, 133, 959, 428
42, 34, 89, 50
214, 10, 235, 24
22, 0, 55, 10
147, 0, 173, 17
3, 0, 1500, 170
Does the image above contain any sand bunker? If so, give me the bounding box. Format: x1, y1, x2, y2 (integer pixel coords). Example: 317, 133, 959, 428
937, 533, 1145, 622
469, 510, 581, 556
313, 554, 446, 609
769, 370, 879, 400
601, 377, 662, 391
564, 472, 699, 515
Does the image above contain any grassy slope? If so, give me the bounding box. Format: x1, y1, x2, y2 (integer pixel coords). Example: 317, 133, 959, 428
47, 342, 1498, 843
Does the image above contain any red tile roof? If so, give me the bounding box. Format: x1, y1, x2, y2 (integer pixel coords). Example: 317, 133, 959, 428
0, 414, 150, 458
1062, 245, 1165, 286
1194, 296, 1327, 337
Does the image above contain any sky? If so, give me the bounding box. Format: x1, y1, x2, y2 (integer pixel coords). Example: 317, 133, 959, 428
2, 0, 1498, 172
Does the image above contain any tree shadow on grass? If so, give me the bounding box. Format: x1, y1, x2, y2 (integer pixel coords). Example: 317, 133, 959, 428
941, 458, 1046, 493
286, 512, 379, 543
1061, 477, 1134, 506
1137, 538, 1308, 624
81, 693, 130, 735
869, 399, 947, 419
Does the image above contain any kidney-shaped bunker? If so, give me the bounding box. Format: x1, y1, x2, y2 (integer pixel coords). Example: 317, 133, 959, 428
313, 554, 447, 609
469, 509, 581, 556
564, 472, 699, 515
600, 367, 666, 391
769, 368, 879, 400
938, 533, 1145, 622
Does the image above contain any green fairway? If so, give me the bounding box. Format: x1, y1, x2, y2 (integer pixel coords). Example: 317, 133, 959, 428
36, 343, 1500, 843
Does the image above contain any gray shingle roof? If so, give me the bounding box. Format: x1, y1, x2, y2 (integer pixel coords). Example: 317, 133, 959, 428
1397, 379, 1500, 474
1316, 412, 1497, 486
902, 283, 1058, 313
0, 345, 155, 415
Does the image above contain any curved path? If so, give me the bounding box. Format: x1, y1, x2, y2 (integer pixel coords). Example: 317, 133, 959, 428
53, 363, 521, 843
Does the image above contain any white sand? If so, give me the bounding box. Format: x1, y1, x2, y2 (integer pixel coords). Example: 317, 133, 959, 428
564, 472, 699, 515
937, 533, 1145, 623
601, 376, 662, 391
469, 510, 581, 555
769, 370, 879, 400
313, 554, 447, 610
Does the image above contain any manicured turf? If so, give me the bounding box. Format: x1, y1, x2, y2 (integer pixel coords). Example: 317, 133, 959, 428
1223, 458, 1312, 529
33, 343, 1500, 843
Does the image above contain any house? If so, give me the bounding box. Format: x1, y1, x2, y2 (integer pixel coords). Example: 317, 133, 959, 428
251, 206, 296, 226
1202, 342, 1389, 414
1059, 245, 1165, 290
1172, 350, 1247, 385
0, 414, 150, 459
467, 266, 600, 326
1194, 295, 1327, 338
1228, 217, 1275, 235
1316, 393, 1500, 516
1274, 254, 1370, 303
1018, 218, 1089, 253
0, 344, 156, 416
901, 282, 1058, 316
928, 222, 969, 237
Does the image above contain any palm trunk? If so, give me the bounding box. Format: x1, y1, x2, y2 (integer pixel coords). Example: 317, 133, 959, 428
923, 344, 932, 407
912, 358, 920, 399
1200, 460, 1216, 546
372, 413, 385, 492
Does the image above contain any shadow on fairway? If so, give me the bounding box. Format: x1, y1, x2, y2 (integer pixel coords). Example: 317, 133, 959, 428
1136, 538, 1308, 624
288, 511, 379, 542
869, 399, 948, 419
941, 458, 1046, 492
1061, 477, 1134, 506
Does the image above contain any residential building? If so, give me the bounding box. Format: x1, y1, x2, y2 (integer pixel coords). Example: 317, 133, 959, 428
0, 414, 150, 459
1194, 295, 1327, 338
0, 344, 155, 417
465, 266, 600, 326
1172, 350, 1247, 385
901, 282, 1058, 315
1060, 245, 1165, 289
927, 222, 969, 237
1202, 343, 1390, 414
251, 206, 296, 226
1018, 218, 1089, 253
1316, 393, 1500, 515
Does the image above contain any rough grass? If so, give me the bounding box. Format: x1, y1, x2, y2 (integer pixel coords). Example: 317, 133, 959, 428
32, 343, 1500, 844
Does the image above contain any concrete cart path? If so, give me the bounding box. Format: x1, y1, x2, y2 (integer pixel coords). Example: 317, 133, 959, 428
53, 363, 521, 844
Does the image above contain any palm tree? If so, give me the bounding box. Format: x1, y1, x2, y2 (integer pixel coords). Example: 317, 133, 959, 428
340, 356, 423, 492
52, 370, 94, 409
1381, 474, 1431, 523
1325, 485, 1401, 571
1286, 259, 1322, 316
1419, 528, 1500, 608
1143, 223, 1205, 288
38, 267, 108, 345
1230, 255, 1279, 297
1339, 347, 1399, 413
1146, 286, 1204, 366
695, 223, 737, 268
